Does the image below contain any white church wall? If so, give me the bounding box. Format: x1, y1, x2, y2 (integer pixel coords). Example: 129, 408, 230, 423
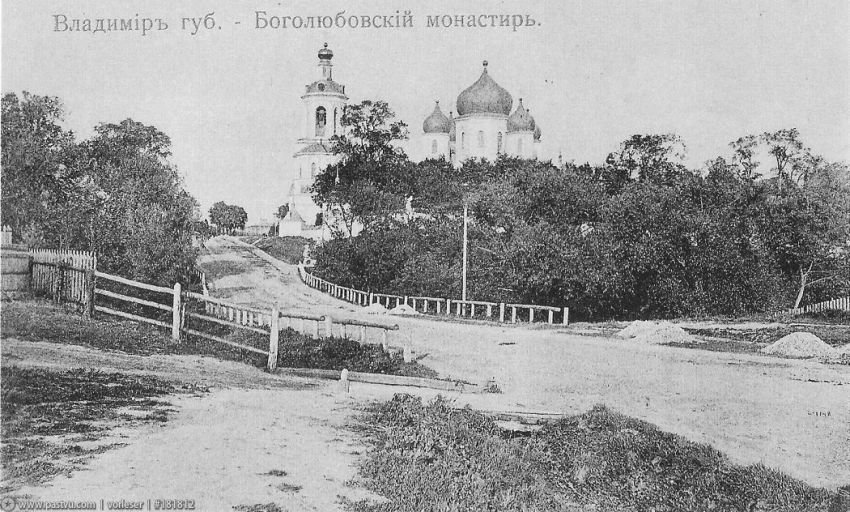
454, 114, 508, 163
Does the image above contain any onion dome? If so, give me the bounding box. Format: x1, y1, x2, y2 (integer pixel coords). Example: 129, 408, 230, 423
507, 99, 534, 132
318, 42, 333, 61
456, 61, 513, 116
423, 101, 451, 133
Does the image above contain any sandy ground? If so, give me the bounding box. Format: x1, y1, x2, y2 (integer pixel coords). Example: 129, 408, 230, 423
3, 339, 478, 511
197, 236, 850, 489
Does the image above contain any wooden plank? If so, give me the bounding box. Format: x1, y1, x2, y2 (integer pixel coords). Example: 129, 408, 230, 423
505, 303, 561, 311
95, 305, 170, 328
95, 288, 172, 311
185, 311, 268, 335
275, 367, 480, 392
181, 327, 269, 355
95, 271, 173, 294
337, 318, 399, 330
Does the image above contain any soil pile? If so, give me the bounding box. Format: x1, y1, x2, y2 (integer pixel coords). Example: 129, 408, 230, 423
760, 332, 838, 359
364, 303, 388, 315
616, 321, 694, 345
388, 304, 419, 316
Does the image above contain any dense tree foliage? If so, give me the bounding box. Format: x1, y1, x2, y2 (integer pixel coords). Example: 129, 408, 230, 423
208, 201, 247, 234
311, 101, 850, 319
1, 92, 198, 285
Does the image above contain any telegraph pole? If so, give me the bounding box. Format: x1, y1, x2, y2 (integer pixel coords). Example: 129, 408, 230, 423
462, 202, 468, 301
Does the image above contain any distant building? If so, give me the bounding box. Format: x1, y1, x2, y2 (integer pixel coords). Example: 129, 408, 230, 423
422, 60, 542, 165
280, 46, 543, 240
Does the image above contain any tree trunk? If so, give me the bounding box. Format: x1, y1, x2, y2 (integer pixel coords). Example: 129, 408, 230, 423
793, 263, 813, 309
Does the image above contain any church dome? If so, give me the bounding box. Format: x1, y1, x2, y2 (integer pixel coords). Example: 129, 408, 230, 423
423, 101, 451, 133
318, 42, 333, 61
456, 61, 512, 116
507, 99, 534, 132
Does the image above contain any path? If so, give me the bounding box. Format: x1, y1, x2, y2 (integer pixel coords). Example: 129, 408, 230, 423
3, 339, 468, 511
198, 236, 850, 489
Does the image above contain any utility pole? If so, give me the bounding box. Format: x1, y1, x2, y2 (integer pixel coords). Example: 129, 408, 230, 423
462, 202, 468, 301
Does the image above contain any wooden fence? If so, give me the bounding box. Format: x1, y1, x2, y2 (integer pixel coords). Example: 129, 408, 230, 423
30, 249, 97, 304
787, 296, 850, 316
31, 261, 402, 371
299, 265, 569, 325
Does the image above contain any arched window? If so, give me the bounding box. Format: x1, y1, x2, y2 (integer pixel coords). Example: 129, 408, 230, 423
299, 166, 303, 179
497, 132, 503, 154
431, 139, 438, 154
461, 132, 465, 150
477, 131, 484, 148
311, 162, 317, 177
333, 108, 338, 135
517, 138, 523, 155
315, 107, 327, 137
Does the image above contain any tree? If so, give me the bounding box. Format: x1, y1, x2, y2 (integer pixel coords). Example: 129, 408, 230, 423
209, 201, 248, 234
605, 134, 688, 184
312, 100, 411, 235
2, 95, 198, 285
275, 204, 289, 220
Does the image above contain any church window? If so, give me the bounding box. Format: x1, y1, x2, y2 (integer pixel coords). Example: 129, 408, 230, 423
299, 166, 303, 179
477, 131, 484, 148
315, 107, 327, 137
497, 132, 503, 154
461, 132, 465, 149
311, 162, 317, 177
431, 139, 438, 154
333, 108, 338, 135
518, 138, 523, 154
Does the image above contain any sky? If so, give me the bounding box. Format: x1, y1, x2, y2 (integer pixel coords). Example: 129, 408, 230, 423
2, 0, 849, 223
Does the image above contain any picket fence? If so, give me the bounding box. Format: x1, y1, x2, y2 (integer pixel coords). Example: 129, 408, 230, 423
30, 248, 97, 303
787, 296, 850, 316
298, 265, 569, 325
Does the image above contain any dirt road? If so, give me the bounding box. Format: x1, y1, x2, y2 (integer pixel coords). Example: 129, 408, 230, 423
199, 236, 850, 489
4, 339, 468, 511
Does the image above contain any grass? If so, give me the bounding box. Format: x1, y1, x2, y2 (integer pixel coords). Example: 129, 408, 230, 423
2, 299, 435, 377
0, 366, 194, 493
347, 394, 838, 512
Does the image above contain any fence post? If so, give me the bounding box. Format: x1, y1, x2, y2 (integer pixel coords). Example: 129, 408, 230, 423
563, 307, 569, 325
83, 269, 96, 320
324, 315, 334, 339
529, 308, 534, 323
313, 319, 320, 339
381, 329, 389, 351
268, 307, 279, 371
499, 303, 505, 322
511, 306, 517, 324
171, 283, 182, 342
548, 310, 554, 324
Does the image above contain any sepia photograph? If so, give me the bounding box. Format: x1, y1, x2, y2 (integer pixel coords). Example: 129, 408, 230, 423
1, 1, 849, 510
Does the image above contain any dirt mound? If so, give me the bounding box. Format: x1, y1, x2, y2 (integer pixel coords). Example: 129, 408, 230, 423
363, 303, 388, 315
760, 332, 838, 359
616, 321, 694, 345
388, 304, 419, 316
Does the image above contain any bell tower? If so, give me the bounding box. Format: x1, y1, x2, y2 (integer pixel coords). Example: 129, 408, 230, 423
280, 43, 349, 240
